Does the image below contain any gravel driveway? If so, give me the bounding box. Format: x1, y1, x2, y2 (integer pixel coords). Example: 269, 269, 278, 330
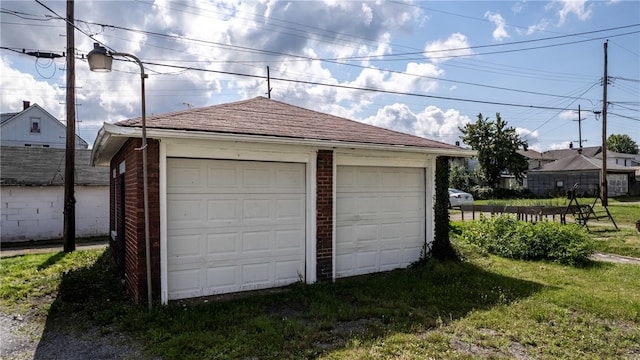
0, 309, 150, 360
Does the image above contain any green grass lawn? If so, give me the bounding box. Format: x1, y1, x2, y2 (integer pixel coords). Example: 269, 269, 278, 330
2, 244, 639, 359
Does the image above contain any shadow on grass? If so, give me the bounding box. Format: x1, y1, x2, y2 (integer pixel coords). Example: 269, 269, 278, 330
33, 250, 139, 360
36, 252, 68, 271
34, 252, 547, 360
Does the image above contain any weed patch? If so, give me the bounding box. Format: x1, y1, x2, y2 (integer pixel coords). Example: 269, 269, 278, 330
456, 215, 594, 265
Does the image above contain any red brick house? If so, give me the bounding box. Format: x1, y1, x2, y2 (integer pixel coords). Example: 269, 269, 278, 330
91, 97, 473, 304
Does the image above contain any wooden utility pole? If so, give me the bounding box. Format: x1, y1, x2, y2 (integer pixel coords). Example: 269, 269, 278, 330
63, 0, 76, 252
266, 66, 272, 99
575, 105, 584, 149
601, 41, 608, 206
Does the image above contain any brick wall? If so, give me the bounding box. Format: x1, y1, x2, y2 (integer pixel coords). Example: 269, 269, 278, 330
316, 149, 333, 281
110, 138, 161, 304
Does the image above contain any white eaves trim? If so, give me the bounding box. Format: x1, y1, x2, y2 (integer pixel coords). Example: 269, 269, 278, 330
91, 122, 476, 166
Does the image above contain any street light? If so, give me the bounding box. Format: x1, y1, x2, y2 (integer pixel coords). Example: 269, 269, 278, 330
88, 43, 152, 310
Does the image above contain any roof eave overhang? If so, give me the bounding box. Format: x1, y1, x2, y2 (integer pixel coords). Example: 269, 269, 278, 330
92, 124, 476, 165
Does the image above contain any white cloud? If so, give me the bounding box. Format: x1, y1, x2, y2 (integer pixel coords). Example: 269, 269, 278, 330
484, 12, 510, 41
552, 0, 593, 25
548, 141, 572, 150
363, 103, 470, 144
511, 2, 526, 14
424, 33, 474, 63
524, 19, 551, 35
515, 127, 539, 147
558, 110, 577, 120
0, 56, 64, 117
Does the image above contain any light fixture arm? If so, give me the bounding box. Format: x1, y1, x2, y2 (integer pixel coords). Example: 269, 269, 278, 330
88, 43, 152, 310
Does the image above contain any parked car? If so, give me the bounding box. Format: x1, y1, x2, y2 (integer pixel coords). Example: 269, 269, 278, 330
448, 188, 474, 208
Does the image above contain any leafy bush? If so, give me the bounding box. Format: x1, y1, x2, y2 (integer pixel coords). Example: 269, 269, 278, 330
456, 215, 594, 265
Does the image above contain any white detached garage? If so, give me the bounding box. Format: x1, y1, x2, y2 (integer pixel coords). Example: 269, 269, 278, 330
91, 96, 473, 304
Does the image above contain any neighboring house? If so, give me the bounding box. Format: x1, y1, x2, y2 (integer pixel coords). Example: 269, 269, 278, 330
527, 152, 637, 197
1, 101, 88, 149
1, 147, 110, 242
595, 150, 640, 167
91, 96, 474, 304
517, 149, 557, 171
543, 145, 602, 160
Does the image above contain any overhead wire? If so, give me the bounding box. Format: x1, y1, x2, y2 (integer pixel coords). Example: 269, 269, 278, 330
69, 18, 612, 102
5, 2, 637, 142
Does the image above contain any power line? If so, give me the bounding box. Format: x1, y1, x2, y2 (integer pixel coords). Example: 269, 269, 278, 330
92, 57, 578, 112
64, 19, 604, 101
609, 112, 640, 122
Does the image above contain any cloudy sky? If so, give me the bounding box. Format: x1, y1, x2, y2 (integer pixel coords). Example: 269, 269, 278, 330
1, 0, 638, 151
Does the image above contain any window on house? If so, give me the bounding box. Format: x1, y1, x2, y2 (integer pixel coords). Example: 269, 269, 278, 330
30, 118, 41, 133
556, 180, 564, 188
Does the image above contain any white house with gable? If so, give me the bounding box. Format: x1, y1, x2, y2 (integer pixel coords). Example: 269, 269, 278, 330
1, 101, 88, 149
1, 101, 108, 243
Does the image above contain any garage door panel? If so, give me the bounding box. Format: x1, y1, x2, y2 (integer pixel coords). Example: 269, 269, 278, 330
206, 233, 238, 255
380, 223, 403, 239
243, 199, 272, 221
276, 198, 305, 219
356, 224, 378, 241
336, 166, 425, 278
168, 198, 205, 223
380, 249, 400, 267
242, 262, 271, 286
167, 158, 306, 300
168, 268, 202, 294
207, 199, 240, 223
168, 165, 203, 189
206, 166, 238, 190
357, 197, 379, 215
167, 233, 201, 258
356, 252, 377, 274
275, 260, 304, 284
276, 169, 305, 189
276, 229, 304, 250
242, 231, 271, 252
206, 266, 237, 288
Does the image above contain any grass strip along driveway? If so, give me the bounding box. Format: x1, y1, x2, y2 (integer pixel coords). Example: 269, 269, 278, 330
2, 240, 639, 359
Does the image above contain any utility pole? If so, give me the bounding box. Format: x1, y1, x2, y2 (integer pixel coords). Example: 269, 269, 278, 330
63, 0, 76, 252
574, 105, 585, 149
266, 66, 272, 99
601, 41, 608, 206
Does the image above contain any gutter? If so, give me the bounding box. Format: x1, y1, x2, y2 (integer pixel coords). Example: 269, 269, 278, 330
92, 123, 476, 165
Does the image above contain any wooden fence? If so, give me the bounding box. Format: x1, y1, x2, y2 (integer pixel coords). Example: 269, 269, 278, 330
458, 205, 570, 223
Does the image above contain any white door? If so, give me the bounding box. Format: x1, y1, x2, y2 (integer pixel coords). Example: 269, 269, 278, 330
336, 166, 425, 277
166, 158, 306, 300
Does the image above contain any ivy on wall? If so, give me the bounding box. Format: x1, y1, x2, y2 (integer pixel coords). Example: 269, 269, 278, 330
432, 156, 456, 259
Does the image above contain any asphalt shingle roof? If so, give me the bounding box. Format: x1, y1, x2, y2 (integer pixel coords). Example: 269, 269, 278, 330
1, 147, 109, 186
532, 153, 635, 173
116, 96, 460, 150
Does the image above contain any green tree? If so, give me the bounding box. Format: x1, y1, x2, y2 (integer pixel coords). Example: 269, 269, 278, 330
459, 113, 528, 189
449, 162, 477, 191
607, 134, 638, 154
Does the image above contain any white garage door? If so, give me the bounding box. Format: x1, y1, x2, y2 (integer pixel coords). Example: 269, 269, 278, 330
336, 166, 425, 278
166, 158, 306, 300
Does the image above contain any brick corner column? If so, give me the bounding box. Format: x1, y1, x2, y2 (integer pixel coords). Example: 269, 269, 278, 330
316, 149, 333, 281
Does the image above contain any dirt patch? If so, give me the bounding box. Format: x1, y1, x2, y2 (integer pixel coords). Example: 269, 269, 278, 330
0, 308, 152, 360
